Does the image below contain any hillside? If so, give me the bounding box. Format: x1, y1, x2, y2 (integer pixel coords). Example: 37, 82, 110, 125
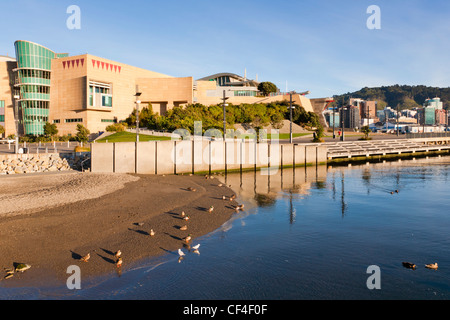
332, 85, 450, 110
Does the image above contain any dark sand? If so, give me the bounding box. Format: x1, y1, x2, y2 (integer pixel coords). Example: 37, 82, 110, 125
0, 173, 238, 287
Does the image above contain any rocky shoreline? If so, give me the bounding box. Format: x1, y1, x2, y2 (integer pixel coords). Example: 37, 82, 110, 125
0, 153, 90, 175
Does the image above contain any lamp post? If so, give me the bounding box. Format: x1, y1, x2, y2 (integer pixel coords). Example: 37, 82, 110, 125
221, 90, 229, 140
13, 94, 20, 154
134, 85, 142, 142
340, 98, 345, 142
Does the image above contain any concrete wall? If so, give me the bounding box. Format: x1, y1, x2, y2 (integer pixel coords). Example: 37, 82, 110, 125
91, 140, 328, 174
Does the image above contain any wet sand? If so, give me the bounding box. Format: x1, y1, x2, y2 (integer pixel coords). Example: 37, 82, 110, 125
0, 172, 238, 288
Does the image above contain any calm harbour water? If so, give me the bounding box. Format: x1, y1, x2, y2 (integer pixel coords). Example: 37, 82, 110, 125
2, 155, 450, 300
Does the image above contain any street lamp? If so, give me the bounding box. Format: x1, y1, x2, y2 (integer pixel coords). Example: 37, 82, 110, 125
134, 85, 142, 142
221, 90, 229, 140
13, 94, 20, 154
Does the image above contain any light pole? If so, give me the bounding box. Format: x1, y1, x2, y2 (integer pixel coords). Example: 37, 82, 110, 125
134, 85, 142, 142
221, 90, 229, 140
290, 92, 293, 144
13, 94, 20, 154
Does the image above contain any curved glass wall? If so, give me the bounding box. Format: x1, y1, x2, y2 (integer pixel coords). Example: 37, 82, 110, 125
14, 41, 56, 135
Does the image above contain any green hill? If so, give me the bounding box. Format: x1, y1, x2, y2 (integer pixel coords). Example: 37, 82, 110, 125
332, 85, 450, 110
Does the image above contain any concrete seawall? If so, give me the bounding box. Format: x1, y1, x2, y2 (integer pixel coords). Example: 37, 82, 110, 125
91, 141, 328, 175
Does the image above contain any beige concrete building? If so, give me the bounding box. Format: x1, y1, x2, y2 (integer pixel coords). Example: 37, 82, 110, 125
0, 55, 16, 138
1, 40, 318, 137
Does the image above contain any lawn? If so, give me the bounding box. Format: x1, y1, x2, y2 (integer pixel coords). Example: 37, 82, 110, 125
96, 131, 172, 143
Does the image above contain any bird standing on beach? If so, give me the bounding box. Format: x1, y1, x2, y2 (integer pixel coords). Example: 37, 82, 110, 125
184, 234, 192, 243
180, 225, 188, 231
222, 195, 227, 200
178, 249, 185, 257
150, 229, 155, 237
230, 194, 236, 201
187, 187, 197, 192
183, 215, 190, 221
116, 257, 123, 268
114, 250, 122, 259
208, 206, 214, 213
80, 253, 90, 263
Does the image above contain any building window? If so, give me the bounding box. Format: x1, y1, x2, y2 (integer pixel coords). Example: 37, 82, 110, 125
65, 118, 83, 123
0, 115, 4, 122
89, 81, 112, 108
0, 100, 4, 108
53, 119, 61, 124
101, 119, 115, 123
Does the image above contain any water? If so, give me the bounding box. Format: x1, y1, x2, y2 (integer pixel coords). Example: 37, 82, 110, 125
2, 156, 450, 300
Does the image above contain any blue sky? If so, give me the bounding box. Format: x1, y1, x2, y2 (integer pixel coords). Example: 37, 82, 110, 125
1, 0, 449, 98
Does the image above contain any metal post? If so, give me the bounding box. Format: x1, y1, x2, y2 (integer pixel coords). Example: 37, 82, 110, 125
221, 90, 229, 140
290, 93, 293, 144
333, 105, 336, 139
135, 85, 142, 143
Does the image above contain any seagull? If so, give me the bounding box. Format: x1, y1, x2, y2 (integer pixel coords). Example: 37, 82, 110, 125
229, 194, 236, 201
218, 184, 223, 187
222, 195, 227, 200
180, 225, 188, 231
237, 204, 244, 210
181, 211, 186, 217
114, 250, 122, 258
187, 187, 197, 192
116, 257, 123, 268
208, 206, 214, 213
425, 263, 438, 270
178, 249, 185, 257
150, 229, 155, 237
192, 244, 200, 255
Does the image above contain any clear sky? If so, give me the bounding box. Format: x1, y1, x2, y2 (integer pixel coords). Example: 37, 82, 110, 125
1, 0, 449, 98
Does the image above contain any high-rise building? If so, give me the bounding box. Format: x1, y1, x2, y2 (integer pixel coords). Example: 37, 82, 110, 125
340, 106, 360, 129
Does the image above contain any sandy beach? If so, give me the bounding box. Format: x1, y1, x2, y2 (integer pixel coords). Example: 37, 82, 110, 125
0, 171, 237, 288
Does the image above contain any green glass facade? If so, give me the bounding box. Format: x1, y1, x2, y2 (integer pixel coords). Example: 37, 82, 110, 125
14, 40, 56, 135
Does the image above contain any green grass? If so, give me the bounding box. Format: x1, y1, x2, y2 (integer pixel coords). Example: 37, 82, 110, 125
230, 133, 312, 140
96, 131, 171, 143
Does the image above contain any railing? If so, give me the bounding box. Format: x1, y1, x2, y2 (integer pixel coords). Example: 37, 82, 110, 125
406, 132, 450, 139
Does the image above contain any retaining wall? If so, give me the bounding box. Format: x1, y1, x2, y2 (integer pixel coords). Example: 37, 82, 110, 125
91, 140, 327, 175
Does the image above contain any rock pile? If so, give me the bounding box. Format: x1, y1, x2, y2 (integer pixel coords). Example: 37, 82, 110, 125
0, 153, 90, 175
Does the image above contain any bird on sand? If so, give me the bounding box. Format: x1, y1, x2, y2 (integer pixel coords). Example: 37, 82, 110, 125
114, 250, 122, 259
178, 249, 185, 257
187, 187, 197, 192
425, 263, 438, 270
116, 257, 123, 268
229, 194, 236, 201
184, 234, 192, 243
208, 206, 214, 213
236, 204, 244, 210
150, 229, 155, 237
402, 262, 416, 269
222, 195, 227, 200
183, 215, 190, 221
180, 225, 188, 231
80, 253, 90, 263
181, 211, 186, 217
218, 183, 223, 187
